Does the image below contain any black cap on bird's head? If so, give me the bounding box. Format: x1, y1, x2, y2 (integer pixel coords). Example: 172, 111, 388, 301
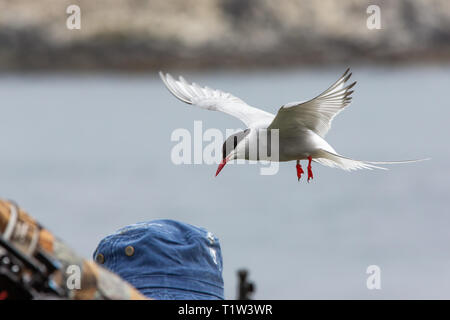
215, 129, 250, 176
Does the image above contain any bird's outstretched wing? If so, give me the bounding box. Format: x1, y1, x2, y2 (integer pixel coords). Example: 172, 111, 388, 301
268, 68, 356, 137
159, 72, 274, 128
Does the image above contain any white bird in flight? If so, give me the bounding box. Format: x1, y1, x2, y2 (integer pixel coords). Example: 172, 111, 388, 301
160, 69, 427, 182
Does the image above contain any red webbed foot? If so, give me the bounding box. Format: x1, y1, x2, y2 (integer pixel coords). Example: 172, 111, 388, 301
296, 161, 304, 181
307, 156, 314, 182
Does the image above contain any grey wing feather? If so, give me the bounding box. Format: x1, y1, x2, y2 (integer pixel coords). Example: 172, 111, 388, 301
159, 72, 274, 128
268, 68, 356, 137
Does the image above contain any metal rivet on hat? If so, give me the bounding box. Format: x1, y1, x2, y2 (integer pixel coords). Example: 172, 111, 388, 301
125, 246, 135, 257
96, 253, 105, 264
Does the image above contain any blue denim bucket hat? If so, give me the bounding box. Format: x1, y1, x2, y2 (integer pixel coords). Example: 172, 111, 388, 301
93, 220, 224, 300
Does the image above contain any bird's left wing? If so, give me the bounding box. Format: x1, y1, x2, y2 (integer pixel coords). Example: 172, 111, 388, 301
268, 68, 356, 137
160, 72, 274, 128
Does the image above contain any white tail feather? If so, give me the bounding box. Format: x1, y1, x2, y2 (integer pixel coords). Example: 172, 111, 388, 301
314, 149, 429, 172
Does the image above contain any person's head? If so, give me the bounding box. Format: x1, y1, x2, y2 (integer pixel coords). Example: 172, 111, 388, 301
93, 220, 224, 299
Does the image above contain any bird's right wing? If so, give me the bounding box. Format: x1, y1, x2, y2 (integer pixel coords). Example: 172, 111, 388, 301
268, 68, 356, 138
159, 72, 274, 128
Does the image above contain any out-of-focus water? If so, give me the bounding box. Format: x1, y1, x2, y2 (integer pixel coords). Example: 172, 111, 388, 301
0, 65, 449, 299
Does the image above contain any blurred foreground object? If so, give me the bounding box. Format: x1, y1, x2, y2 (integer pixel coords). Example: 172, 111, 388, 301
93, 220, 224, 299
237, 269, 255, 300
0, 199, 146, 300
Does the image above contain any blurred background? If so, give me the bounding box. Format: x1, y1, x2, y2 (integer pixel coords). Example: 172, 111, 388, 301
0, 0, 449, 299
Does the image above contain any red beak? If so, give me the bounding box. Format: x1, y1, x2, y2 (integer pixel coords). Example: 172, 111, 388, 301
215, 158, 228, 177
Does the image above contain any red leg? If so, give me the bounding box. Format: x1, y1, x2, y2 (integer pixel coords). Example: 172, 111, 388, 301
307, 156, 314, 182
296, 160, 304, 181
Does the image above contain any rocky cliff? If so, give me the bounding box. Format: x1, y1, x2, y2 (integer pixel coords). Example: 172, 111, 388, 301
0, 0, 449, 70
